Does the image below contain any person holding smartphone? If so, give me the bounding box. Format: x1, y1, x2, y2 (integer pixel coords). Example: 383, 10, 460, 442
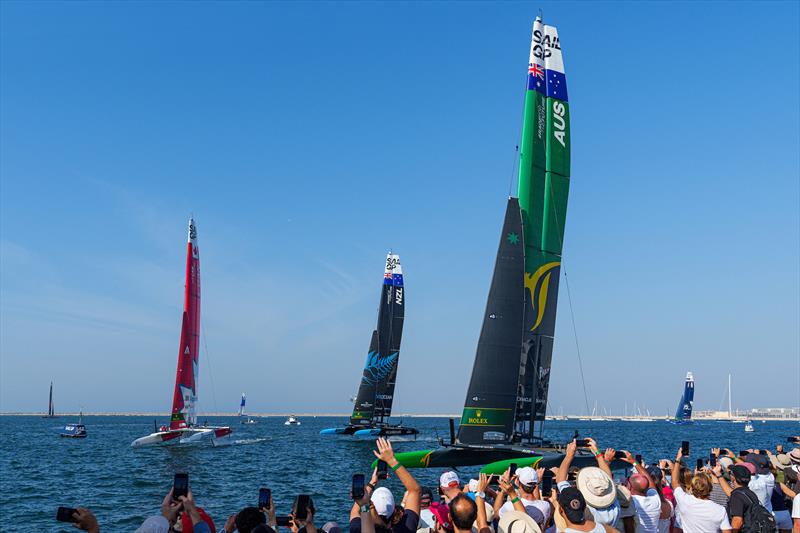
670, 447, 732, 533
349, 438, 422, 533
491, 465, 548, 530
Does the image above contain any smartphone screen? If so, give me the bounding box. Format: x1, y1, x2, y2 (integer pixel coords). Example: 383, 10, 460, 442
259, 488, 271, 510
509, 463, 518, 476
376, 460, 388, 480
294, 494, 310, 520
277, 517, 292, 527
173, 473, 189, 501
681, 441, 690, 456
614, 451, 627, 459
709, 454, 717, 467
352, 474, 365, 500
635, 454, 643, 465
487, 474, 501, 485
56, 507, 78, 523
541, 471, 553, 497
696, 459, 704, 470
575, 439, 590, 447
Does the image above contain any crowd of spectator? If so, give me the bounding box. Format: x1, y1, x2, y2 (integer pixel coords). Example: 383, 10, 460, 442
62, 437, 800, 533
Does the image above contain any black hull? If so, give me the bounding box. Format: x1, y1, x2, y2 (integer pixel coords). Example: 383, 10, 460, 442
320, 424, 419, 438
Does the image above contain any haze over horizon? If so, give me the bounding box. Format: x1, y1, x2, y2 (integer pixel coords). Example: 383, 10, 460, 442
2, 1, 798, 417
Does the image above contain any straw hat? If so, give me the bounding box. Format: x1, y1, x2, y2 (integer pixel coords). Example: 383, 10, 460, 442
576, 467, 617, 508
498, 511, 542, 533
789, 448, 800, 465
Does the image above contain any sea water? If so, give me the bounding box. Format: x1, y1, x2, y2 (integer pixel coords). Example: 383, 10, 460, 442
0, 415, 796, 531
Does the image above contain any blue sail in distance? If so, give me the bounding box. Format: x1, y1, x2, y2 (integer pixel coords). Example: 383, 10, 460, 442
674, 372, 694, 422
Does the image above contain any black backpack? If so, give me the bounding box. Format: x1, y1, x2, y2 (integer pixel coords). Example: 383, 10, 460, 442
739, 490, 776, 533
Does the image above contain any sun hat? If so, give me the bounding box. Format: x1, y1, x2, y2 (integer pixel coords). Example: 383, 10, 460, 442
576, 466, 617, 508
517, 467, 539, 487
371, 487, 395, 518
440, 471, 461, 488
740, 462, 757, 476
180, 508, 216, 533
730, 465, 752, 485
557, 487, 587, 525
615, 484, 632, 508
789, 448, 800, 465
775, 454, 791, 467
429, 502, 453, 531
498, 510, 542, 533
136, 516, 170, 533
718, 456, 734, 471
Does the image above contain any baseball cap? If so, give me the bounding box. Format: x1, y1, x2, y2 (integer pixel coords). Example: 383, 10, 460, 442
371, 487, 395, 518
517, 467, 539, 487
429, 502, 453, 531
468, 479, 480, 492
740, 462, 757, 476
440, 471, 460, 488
730, 465, 751, 485
745, 453, 770, 475
557, 487, 587, 524
718, 456, 734, 471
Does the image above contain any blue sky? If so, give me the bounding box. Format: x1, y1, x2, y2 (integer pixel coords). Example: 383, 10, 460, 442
1, 1, 798, 416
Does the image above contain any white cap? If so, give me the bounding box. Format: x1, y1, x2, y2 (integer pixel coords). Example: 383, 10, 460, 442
468, 479, 479, 492
371, 487, 395, 517
517, 466, 539, 486
440, 471, 460, 488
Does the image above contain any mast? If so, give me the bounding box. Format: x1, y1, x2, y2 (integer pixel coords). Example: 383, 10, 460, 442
728, 374, 732, 418
350, 254, 405, 426
239, 394, 246, 417
169, 218, 201, 430
458, 198, 525, 445
516, 16, 571, 441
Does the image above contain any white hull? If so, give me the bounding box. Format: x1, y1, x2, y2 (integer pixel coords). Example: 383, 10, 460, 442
131, 427, 232, 447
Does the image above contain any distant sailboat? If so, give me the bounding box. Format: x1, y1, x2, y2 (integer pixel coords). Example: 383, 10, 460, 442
239, 393, 256, 425
42, 381, 57, 418
671, 372, 694, 424
131, 219, 233, 447
321, 254, 417, 438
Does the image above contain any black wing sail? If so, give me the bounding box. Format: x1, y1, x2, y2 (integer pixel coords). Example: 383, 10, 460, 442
374, 254, 404, 422
350, 330, 381, 425
457, 198, 525, 445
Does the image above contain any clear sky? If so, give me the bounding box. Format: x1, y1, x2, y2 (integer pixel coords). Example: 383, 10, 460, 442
1, 1, 798, 416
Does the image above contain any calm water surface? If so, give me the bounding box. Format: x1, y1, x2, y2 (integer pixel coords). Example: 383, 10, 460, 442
1, 415, 797, 531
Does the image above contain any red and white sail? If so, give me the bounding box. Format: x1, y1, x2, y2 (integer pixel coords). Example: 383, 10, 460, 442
170, 218, 201, 430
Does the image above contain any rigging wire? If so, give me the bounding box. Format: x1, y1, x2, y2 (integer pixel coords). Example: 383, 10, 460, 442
201, 321, 220, 416
507, 75, 529, 197
547, 181, 592, 417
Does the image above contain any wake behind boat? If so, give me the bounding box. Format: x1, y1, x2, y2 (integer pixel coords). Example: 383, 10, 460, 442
131, 219, 232, 447
321, 254, 417, 438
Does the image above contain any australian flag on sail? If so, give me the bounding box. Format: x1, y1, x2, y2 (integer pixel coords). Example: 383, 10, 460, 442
527, 19, 568, 102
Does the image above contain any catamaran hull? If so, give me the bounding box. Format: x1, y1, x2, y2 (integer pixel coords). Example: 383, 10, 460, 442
389, 445, 611, 474
131, 427, 233, 447
320, 425, 418, 438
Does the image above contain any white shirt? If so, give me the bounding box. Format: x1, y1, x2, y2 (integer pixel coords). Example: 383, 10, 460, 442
631, 489, 662, 533
673, 487, 731, 533
418, 508, 435, 529
792, 494, 800, 519
747, 473, 775, 512
499, 497, 545, 525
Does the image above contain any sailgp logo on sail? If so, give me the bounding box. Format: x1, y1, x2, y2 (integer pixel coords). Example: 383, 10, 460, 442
524, 262, 560, 332
531, 29, 561, 59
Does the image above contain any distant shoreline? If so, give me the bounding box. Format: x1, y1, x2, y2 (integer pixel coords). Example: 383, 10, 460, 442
4, 412, 799, 421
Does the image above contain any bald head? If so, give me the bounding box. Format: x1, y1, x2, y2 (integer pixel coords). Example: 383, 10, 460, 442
448, 494, 477, 533
629, 474, 649, 495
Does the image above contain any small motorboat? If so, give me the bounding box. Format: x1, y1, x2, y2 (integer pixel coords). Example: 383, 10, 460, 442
744, 420, 755, 432
61, 411, 87, 438
284, 415, 300, 426
241, 416, 257, 425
